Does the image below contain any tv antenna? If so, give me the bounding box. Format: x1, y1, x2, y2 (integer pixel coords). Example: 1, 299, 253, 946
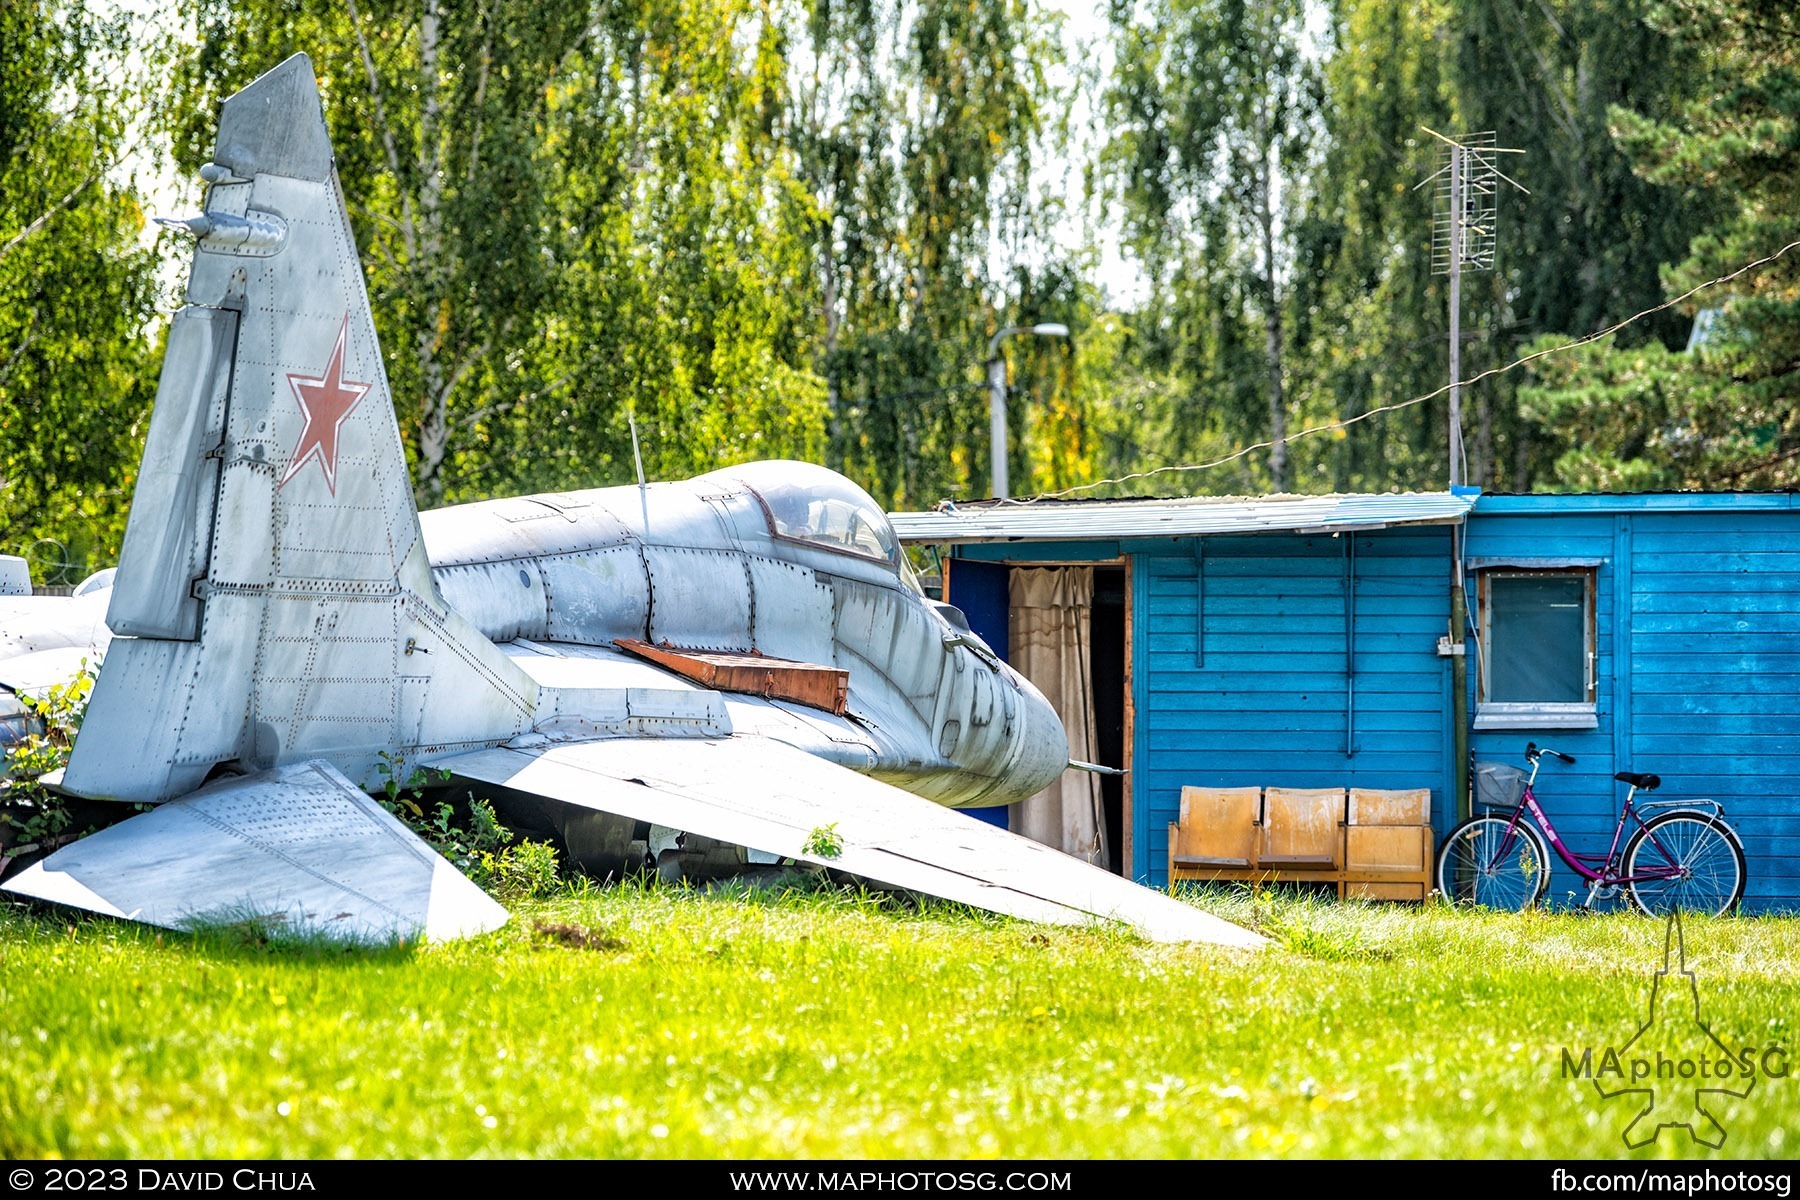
1416, 128, 1527, 489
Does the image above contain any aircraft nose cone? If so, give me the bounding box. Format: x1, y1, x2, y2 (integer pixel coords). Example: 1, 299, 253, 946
1006, 671, 1070, 804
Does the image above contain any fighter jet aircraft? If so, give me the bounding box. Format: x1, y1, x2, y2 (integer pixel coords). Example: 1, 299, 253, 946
0, 54, 1259, 949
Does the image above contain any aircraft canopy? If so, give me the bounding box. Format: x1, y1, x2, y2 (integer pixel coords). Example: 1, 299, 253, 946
724, 461, 899, 567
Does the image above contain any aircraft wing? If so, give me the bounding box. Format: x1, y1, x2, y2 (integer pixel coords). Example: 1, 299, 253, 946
440, 736, 1266, 948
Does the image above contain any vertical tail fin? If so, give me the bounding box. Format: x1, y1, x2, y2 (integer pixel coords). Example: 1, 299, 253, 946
66, 55, 535, 802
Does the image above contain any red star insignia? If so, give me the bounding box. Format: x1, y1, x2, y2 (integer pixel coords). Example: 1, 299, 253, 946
279, 314, 372, 495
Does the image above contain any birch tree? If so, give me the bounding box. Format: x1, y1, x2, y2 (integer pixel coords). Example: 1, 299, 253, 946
0, 3, 161, 574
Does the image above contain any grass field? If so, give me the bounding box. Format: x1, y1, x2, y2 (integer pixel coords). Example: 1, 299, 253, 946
1, 882, 1794, 1159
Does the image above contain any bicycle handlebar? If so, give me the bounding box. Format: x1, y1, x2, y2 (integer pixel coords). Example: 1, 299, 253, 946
1525, 741, 1577, 765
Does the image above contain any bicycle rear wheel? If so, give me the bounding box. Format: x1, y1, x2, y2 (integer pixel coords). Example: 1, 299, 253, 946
1623, 811, 1747, 917
1436, 815, 1550, 911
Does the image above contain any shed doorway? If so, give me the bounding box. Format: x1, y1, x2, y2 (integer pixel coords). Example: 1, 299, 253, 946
944, 558, 1126, 876
1090, 565, 1126, 875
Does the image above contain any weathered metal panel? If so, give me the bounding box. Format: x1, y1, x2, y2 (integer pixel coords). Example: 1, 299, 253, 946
430, 561, 551, 644
891, 492, 1474, 544
443, 736, 1264, 946
8, 760, 505, 941
645, 545, 753, 652
542, 548, 651, 646
745, 555, 835, 665
107, 306, 235, 640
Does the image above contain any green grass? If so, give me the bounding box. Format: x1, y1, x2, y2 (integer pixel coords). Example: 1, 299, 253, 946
1, 882, 1795, 1159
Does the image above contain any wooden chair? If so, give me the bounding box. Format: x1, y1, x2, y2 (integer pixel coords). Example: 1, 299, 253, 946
1168, 786, 1261, 882
1167, 784, 1431, 903
1343, 788, 1433, 901
1260, 787, 1346, 874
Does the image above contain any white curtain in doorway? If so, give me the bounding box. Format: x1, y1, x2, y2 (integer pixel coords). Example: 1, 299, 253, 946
1007, 567, 1107, 867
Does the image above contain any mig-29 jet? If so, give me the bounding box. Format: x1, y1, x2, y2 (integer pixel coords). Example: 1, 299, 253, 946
0, 55, 1259, 950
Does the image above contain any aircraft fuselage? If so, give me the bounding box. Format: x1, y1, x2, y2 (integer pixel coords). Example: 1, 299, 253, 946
418, 461, 1067, 809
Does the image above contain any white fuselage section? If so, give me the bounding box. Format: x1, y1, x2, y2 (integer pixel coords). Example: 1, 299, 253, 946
417, 463, 1067, 808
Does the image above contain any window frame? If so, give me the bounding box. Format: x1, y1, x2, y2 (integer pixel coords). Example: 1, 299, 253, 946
1473, 562, 1599, 730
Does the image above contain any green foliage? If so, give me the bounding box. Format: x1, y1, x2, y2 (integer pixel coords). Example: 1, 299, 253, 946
1291, 0, 1454, 494
372, 750, 450, 820
478, 837, 563, 901
13, 0, 1795, 536
1107, 0, 1325, 492
1521, 0, 1800, 489
1441, 0, 1720, 490
800, 821, 843, 859
1092, 0, 1728, 498
2, 891, 1796, 1156
415, 794, 563, 900
0, 664, 93, 852
373, 757, 561, 901
0, 2, 166, 573
800, 0, 1076, 505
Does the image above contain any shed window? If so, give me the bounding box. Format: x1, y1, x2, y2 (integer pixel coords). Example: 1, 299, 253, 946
1474, 567, 1597, 729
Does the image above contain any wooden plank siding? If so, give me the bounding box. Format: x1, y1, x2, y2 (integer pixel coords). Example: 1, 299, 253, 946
941, 492, 1797, 911
1465, 513, 1622, 906
1132, 528, 1454, 887
1467, 503, 1800, 913
1629, 512, 1800, 910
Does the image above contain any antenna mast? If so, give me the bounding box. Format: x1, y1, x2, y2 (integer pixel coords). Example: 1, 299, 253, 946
1418, 128, 1526, 489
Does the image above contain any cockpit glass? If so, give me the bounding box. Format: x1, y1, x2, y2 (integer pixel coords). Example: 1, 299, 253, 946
713, 461, 900, 567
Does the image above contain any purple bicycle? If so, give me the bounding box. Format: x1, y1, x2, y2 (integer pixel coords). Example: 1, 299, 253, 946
1436, 742, 1747, 916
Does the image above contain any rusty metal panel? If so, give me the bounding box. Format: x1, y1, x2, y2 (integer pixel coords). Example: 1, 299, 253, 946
615, 638, 848, 714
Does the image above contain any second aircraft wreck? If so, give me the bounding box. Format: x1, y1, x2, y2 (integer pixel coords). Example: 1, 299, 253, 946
0, 54, 1261, 950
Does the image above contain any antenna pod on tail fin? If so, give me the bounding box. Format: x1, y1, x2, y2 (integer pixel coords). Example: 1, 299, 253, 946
66, 55, 536, 803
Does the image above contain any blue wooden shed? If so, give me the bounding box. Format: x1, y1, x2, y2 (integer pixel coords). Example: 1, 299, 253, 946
889, 492, 1800, 913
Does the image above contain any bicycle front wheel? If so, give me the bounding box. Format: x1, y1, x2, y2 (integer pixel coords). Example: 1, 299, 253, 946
1436, 815, 1551, 911
1623, 811, 1747, 917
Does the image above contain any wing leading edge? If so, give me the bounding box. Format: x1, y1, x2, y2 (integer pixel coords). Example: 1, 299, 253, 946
441, 736, 1265, 948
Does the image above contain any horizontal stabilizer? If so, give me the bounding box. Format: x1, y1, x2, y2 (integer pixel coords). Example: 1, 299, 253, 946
0, 647, 95, 699
2, 761, 505, 942
444, 736, 1264, 947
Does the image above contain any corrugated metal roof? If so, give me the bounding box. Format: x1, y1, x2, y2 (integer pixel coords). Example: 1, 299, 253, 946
888, 492, 1475, 544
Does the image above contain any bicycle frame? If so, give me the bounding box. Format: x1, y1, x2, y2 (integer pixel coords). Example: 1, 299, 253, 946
1487, 756, 1686, 890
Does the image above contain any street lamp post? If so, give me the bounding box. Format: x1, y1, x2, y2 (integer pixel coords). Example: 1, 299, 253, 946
986, 323, 1069, 499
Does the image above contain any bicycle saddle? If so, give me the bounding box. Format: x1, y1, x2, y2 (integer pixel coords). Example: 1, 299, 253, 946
1614, 771, 1661, 791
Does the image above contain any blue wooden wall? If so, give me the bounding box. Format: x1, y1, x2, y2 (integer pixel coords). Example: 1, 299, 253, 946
1130, 528, 1454, 886
1467, 497, 1800, 913
944, 494, 1798, 911
950, 528, 1456, 886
